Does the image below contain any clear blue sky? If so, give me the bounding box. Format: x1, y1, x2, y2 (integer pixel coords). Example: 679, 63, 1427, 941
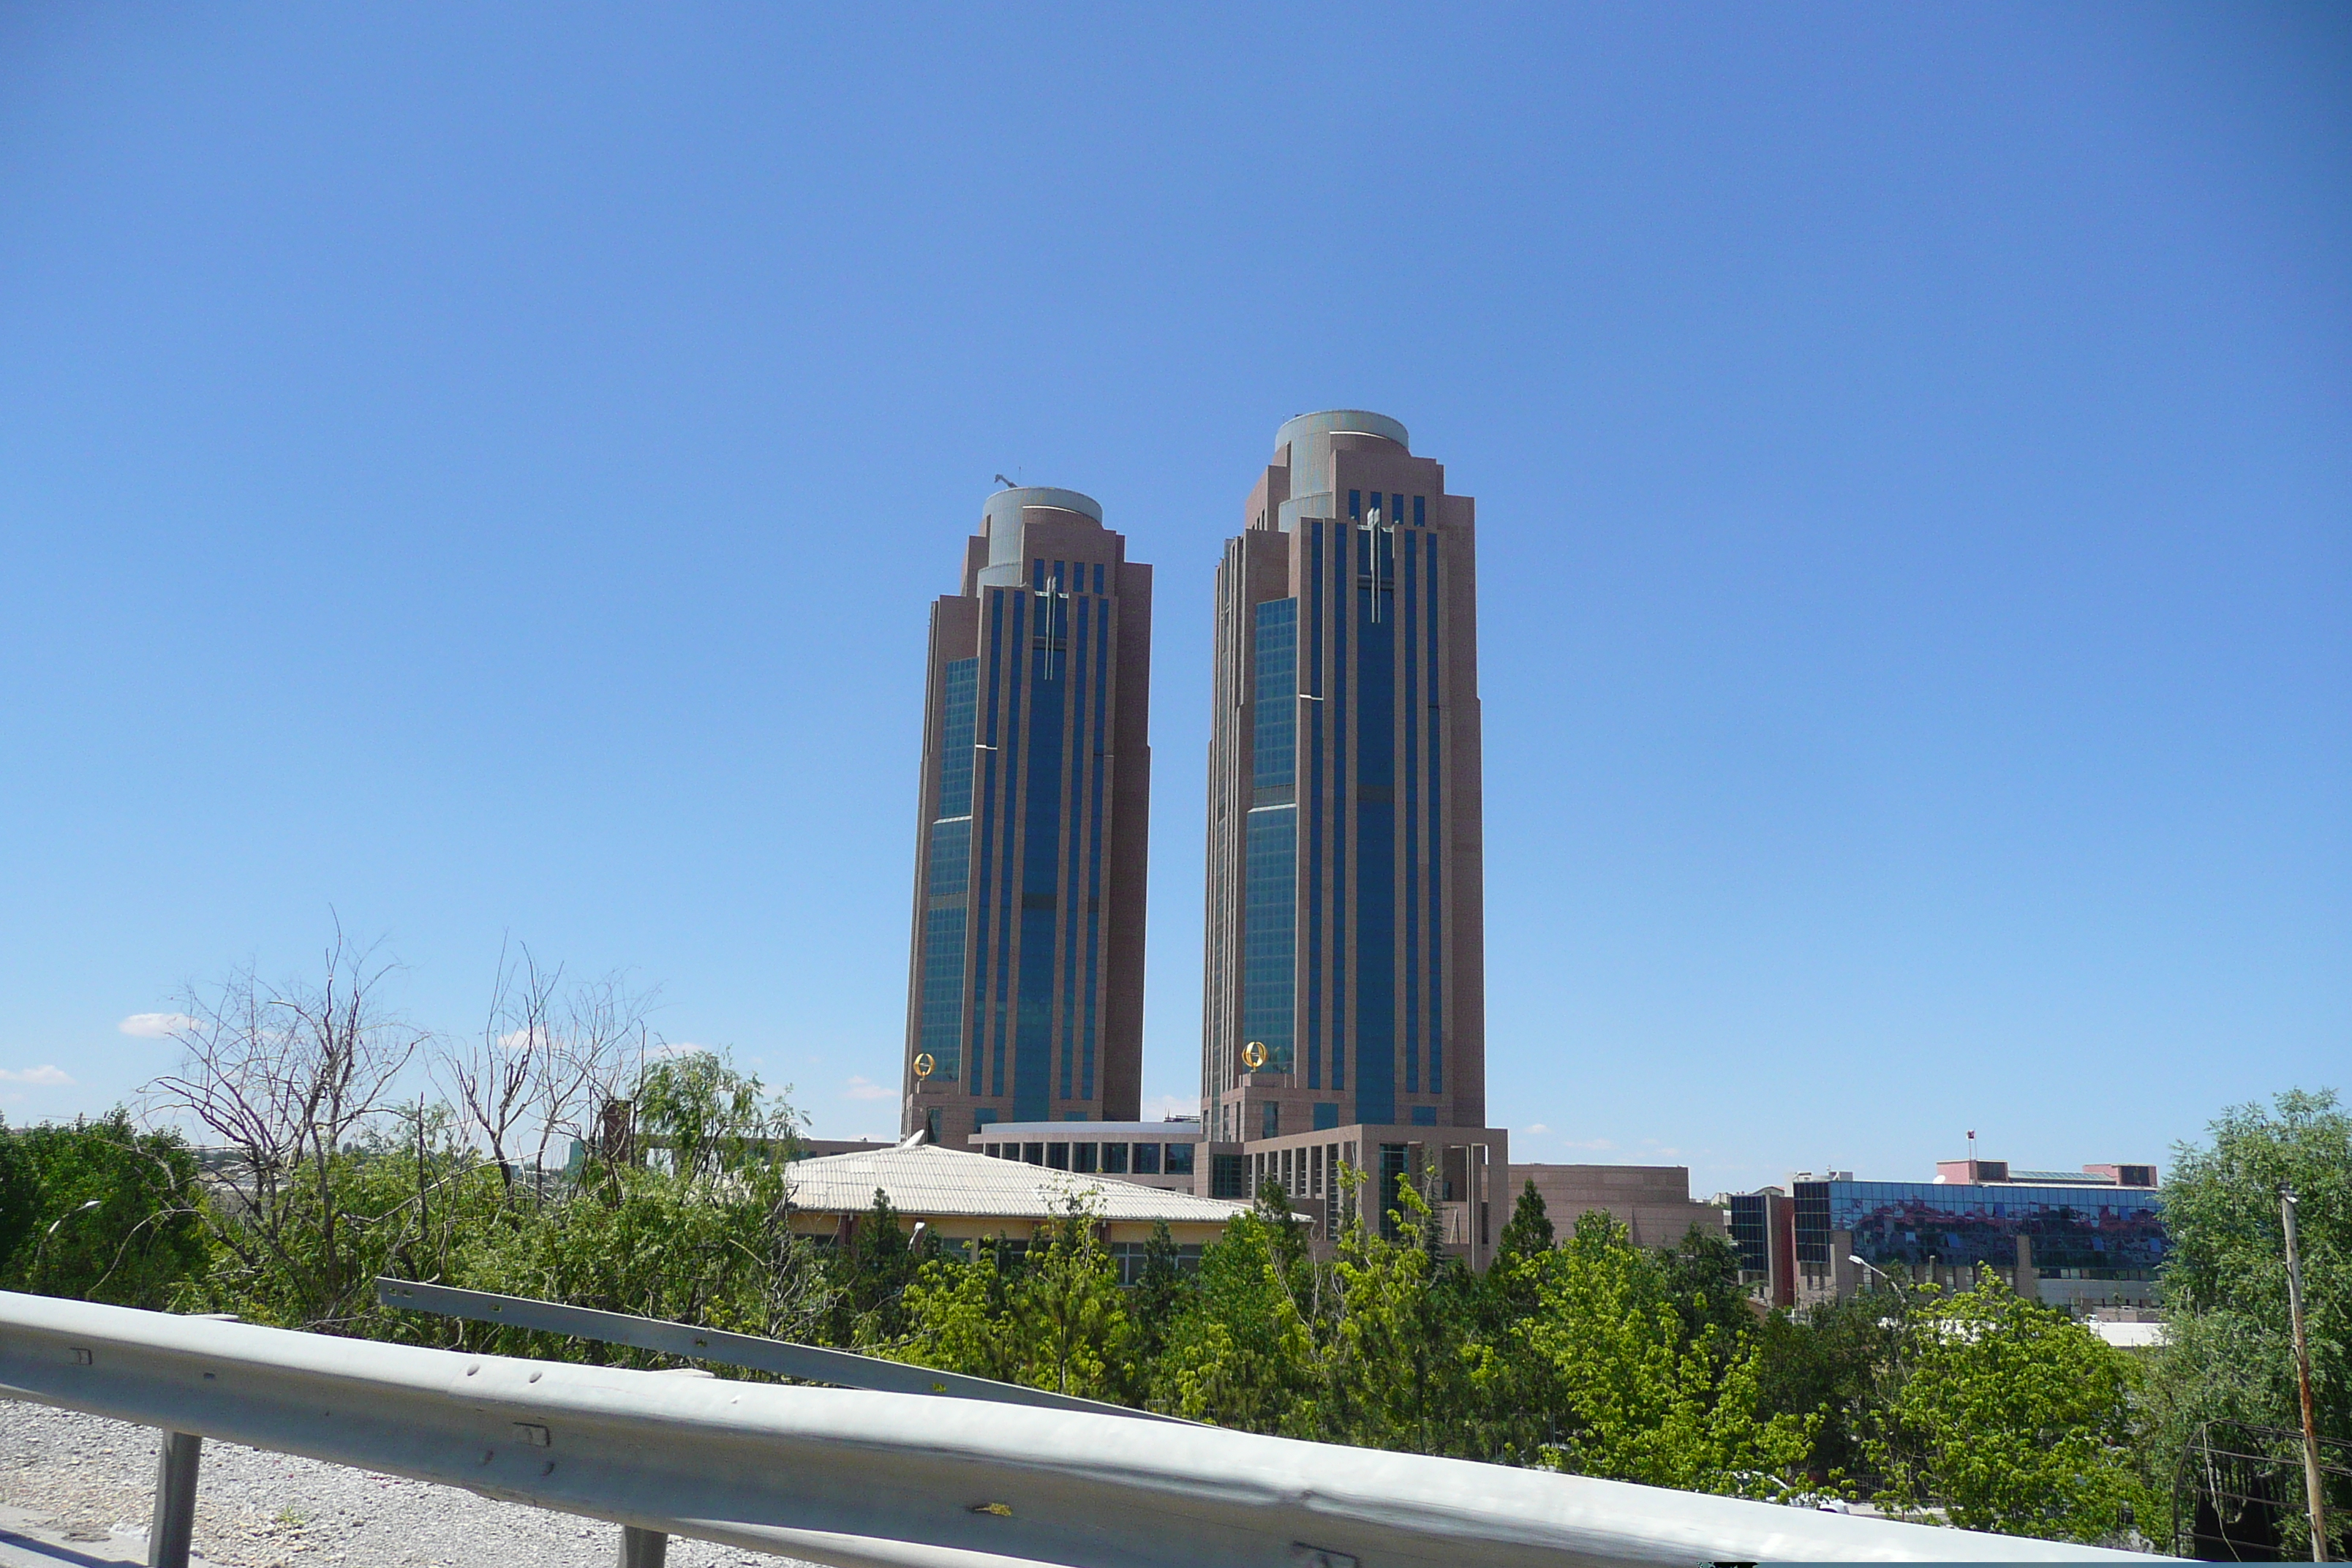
3, 5, 2344, 1195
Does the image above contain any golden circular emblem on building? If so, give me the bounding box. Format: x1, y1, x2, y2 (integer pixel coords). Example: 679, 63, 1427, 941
912, 1052, 936, 1079
1241, 1040, 1269, 1070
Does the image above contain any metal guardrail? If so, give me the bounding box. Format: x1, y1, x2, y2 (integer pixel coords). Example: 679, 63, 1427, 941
0, 1292, 2162, 1567
374, 1276, 1188, 1422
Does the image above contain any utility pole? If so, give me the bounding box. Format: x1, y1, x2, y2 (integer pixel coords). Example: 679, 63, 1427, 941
2283, 1187, 2331, 1561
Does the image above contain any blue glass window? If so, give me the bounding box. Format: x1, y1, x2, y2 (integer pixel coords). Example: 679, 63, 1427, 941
1411, 1106, 1436, 1126
1354, 567, 1396, 1125
1313, 1102, 1339, 1131
1413, 495, 1425, 527
928, 817, 970, 899
939, 659, 978, 818
1252, 600, 1297, 794
1348, 489, 1362, 519
1242, 807, 1297, 1073
919, 905, 965, 1079
1013, 643, 1066, 1121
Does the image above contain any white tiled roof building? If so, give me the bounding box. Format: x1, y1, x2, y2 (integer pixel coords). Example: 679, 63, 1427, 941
788, 1140, 1248, 1253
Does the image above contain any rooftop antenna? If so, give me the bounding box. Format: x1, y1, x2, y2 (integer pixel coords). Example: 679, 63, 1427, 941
993, 474, 1017, 489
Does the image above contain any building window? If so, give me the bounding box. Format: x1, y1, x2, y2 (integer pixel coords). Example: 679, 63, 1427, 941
1411, 1106, 1436, 1126
1262, 1101, 1280, 1139
1379, 1144, 1409, 1243
925, 1108, 942, 1143
1047, 1142, 1070, 1170
918, 903, 968, 1076
1413, 495, 1425, 526
938, 658, 979, 817
973, 1108, 998, 1130
1133, 1141, 1161, 1175
1210, 1153, 1248, 1200
1164, 1142, 1195, 1176
1314, 1102, 1339, 1131
1102, 1141, 1128, 1174
1022, 1142, 1044, 1165
984, 1143, 1000, 1158
1107, 1242, 1203, 1286
1073, 1142, 1098, 1173
1348, 489, 1362, 519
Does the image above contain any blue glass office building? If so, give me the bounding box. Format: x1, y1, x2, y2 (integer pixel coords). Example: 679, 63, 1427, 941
1730, 1163, 2166, 1310
902, 489, 1153, 1144
1201, 412, 1487, 1145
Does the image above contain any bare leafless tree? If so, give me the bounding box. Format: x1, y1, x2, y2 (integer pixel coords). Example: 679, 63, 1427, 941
427, 943, 658, 1191
146, 922, 425, 1327
536, 969, 657, 1169
434, 938, 561, 1191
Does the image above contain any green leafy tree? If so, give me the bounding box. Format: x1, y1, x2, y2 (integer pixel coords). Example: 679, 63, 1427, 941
1127, 1219, 1191, 1366
1493, 1179, 1555, 1259
1321, 1169, 1479, 1454
2138, 1088, 2350, 1556
630, 1049, 802, 1185
1870, 1267, 2141, 1541
1659, 1222, 1754, 1349
1753, 1292, 1899, 1485
826, 1189, 938, 1346
897, 1198, 1135, 1401
0, 1112, 208, 1308
1520, 1211, 1813, 1497
1150, 1206, 1322, 1434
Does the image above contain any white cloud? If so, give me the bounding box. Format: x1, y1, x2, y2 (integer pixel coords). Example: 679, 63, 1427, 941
118, 1013, 194, 1039
0, 1065, 74, 1086
841, 1075, 894, 1101
1523, 1123, 1551, 1135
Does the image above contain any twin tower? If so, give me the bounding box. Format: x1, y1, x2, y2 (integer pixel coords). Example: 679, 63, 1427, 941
901, 411, 1491, 1190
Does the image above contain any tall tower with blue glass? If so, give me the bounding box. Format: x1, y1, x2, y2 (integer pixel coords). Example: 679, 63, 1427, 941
1202, 412, 1486, 1147
902, 487, 1152, 1144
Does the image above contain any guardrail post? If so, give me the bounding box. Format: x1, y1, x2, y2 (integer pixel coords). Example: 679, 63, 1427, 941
148, 1430, 202, 1568
617, 1524, 667, 1567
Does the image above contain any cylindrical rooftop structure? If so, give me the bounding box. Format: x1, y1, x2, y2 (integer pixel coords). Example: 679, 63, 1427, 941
977, 486, 1104, 587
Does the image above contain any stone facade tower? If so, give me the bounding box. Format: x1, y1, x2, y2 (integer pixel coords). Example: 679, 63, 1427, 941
1201, 412, 1487, 1147
902, 488, 1151, 1144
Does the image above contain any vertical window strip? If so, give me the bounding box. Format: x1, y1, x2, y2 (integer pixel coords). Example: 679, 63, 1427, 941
1427, 534, 1443, 1096
1332, 521, 1349, 1095
1059, 595, 1089, 1103
918, 905, 966, 1079
995, 591, 1028, 1098
1357, 530, 1398, 1120
938, 659, 978, 818
1083, 607, 1107, 1103
975, 594, 1005, 1098
1305, 527, 1324, 1092
1402, 540, 1419, 1098
1013, 587, 1063, 1123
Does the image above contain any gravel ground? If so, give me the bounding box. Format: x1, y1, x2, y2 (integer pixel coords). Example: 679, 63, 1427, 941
0, 1402, 818, 1568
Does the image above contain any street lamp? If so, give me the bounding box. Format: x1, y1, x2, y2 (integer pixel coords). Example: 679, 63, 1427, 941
1849, 1252, 1910, 1303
